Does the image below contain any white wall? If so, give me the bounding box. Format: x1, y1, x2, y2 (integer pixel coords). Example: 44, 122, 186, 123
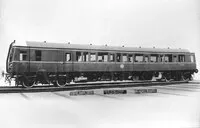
0, 0, 199, 79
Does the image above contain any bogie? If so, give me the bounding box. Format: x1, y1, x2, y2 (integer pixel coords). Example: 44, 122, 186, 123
22, 76, 35, 88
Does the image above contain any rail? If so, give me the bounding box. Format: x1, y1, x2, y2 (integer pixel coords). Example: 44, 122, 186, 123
0, 80, 188, 93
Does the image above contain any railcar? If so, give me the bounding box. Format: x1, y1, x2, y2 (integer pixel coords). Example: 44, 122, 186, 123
6, 40, 198, 88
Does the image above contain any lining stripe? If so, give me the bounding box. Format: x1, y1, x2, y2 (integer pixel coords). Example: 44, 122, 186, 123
11, 60, 194, 64
13, 46, 191, 54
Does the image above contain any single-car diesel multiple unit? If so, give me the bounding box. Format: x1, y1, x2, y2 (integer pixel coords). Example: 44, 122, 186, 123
6, 40, 198, 88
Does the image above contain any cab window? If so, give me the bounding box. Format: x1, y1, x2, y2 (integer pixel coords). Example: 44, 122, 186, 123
9, 49, 14, 62
20, 51, 27, 61
190, 55, 195, 62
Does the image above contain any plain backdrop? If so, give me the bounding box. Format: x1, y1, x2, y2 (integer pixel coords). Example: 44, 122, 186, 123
0, 0, 200, 78
0, 1, 200, 128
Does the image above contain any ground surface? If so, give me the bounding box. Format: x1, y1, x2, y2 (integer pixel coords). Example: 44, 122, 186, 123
0, 78, 200, 128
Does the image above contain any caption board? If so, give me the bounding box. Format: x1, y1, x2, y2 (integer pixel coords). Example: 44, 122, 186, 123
104, 89, 127, 94
134, 89, 157, 94
70, 90, 94, 96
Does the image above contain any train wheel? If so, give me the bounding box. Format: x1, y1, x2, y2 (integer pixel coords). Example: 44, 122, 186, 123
56, 77, 69, 87
181, 75, 189, 81
190, 74, 194, 81
132, 75, 139, 81
140, 72, 152, 80
22, 78, 35, 88
163, 72, 171, 82
181, 72, 190, 81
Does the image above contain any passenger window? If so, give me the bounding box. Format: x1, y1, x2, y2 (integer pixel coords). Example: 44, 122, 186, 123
150, 54, 158, 62
65, 53, 71, 62
173, 55, 178, 62
128, 54, 133, 62
90, 53, 96, 62
98, 52, 108, 62
135, 54, 143, 62
178, 55, 185, 62
20, 51, 27, 61
116, 53, 121, 62
110, 53, 115, 62
76, 52, 82, 62
122, 54, 128, 62
160, 55, 164, 62
164, 54, 172, 62
83, 52, 89, 62
144, 56, 149, 62
35, 50, 41, 61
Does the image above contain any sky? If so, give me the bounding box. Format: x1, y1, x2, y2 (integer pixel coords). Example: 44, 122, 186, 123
0, 0, 200, 78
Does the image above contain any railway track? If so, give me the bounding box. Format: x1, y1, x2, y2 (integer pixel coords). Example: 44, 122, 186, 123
0, 80, 189, 93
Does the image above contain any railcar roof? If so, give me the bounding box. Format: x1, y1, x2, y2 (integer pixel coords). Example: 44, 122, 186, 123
21, 41, 190, 53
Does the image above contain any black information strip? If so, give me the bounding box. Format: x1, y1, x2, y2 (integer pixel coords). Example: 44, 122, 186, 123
134, 89, 157, 94
104, 89, 127, 94
70, 90, 94, 96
